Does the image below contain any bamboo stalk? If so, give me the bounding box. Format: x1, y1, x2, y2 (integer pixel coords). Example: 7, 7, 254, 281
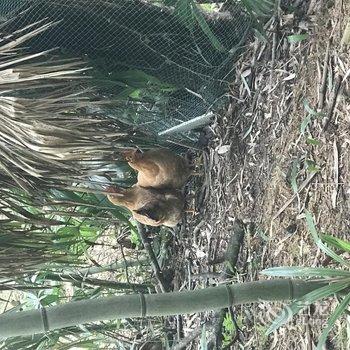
0, 279, 328, 338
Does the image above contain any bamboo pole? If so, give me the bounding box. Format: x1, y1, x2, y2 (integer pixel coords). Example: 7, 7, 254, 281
0, 279, 328, 338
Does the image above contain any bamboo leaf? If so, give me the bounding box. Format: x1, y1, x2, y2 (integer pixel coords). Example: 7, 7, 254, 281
341, 19, 350, 45
317, 292, 350, 349
262, 267, 350, 278
287, 34, 309, 43
200, 324, 208, 350
300, 100, 324, 134
191, 3, 226, 52
305, 211, 350, 268
241, 0, 274, 17
306, 137, 320, 146
321, 234, 350, 253
305, 159, 320, 173
266, 280, 350, 335
174, 0, 195, 31
290, 159, 299, 193
300, 114, 313, 134
303, 99, 324, 117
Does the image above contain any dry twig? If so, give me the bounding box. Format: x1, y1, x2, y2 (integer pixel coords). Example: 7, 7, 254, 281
322, 74, 343, 131
272, 172, 318, 220
136, 222, 169, 293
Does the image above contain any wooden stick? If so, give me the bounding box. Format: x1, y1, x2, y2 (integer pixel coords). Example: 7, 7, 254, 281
322, 75, 343, 131
318, 40, 330, 110
136, 222, 168, 293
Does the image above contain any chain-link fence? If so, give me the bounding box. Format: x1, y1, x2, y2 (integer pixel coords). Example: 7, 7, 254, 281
0, 0, 252, 144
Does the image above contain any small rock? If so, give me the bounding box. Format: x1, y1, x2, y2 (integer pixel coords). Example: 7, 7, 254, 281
217, 145, 230, 154
286, 223, 297, 235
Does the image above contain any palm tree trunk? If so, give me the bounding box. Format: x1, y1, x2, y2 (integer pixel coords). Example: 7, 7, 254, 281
0, 279, 328, 338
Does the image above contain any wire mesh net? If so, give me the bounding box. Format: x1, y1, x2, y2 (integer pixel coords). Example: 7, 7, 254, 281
0, 0, 252, 146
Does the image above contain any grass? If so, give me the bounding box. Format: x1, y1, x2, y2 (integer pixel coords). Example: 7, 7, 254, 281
261, 212, 350, 348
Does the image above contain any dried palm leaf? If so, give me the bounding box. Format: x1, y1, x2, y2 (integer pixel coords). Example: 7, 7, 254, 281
0, 19, 157, 193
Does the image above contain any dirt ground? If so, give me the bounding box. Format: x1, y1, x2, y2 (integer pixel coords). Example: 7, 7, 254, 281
87, 1, 350, 349
176, 0, 350, 349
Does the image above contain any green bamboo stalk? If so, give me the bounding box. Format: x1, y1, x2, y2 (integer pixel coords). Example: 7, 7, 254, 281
0, 279, 328, 338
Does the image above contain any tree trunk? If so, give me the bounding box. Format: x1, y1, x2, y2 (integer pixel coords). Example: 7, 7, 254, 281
0, 279, 328, 338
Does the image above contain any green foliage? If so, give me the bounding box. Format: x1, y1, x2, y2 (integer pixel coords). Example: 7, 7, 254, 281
151, 228, 173, 267
305, 212, 350, 268
300, 99, 324, 134
317, 292, 350, 350
303, 100, 323, 116
254, 324, 269, 345
130, 229, 142, 248
95, 68, 176, 101
174, 0, 195, 31
262, 267, 350, 278
191, 3, 226, 52
222, 312, 237, 346
263, 212, 350, 348
306, 137, 321, 146
55, 224, 98, 256
300, 114, 313, 134
321, 234, 350, 253
287, 34, 309, 43
240, 0, 275, 18
256, 227, 270, 242
0, 184, 136, 278
173, 0, 226, 51
239, 0, 275, 37
266, 280, 350, 335
304, 159, 320, 173
22, 286, 62, 310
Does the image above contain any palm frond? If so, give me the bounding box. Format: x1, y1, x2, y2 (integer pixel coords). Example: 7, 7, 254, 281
0, 20, 150, 277
0, 20, 158, 193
